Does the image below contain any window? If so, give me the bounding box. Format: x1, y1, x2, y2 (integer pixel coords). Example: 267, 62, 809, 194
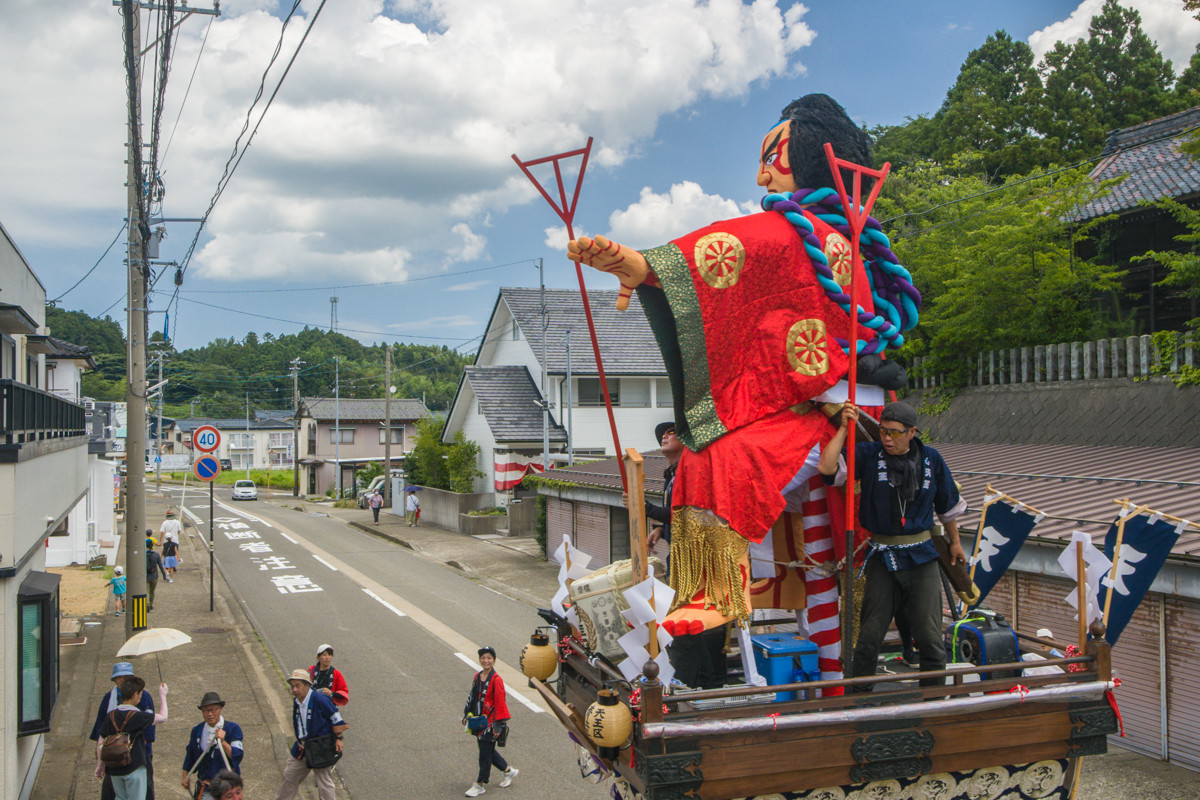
269, 432, 291, 448
577, 378, 619, 407
609, 506, 630, 562
620, 378, 650, 408
656, 378, 673, 408
18, 571, 60, 736
378, 427, 404, 445
229, 433, 254, 449
330, 427, 354, 444
231, 453, 253, 470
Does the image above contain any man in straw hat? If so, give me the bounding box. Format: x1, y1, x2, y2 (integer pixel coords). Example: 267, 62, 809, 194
182, 691, 243, 800
276, 669, 347, 800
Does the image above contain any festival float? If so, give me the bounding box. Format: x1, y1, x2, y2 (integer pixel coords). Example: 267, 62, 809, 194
509, 95, 1189, 800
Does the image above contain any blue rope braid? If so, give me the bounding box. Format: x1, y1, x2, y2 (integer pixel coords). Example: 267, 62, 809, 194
761, 189, 920, 354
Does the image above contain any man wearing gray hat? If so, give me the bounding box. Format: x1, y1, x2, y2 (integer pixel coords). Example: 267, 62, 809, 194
182, 691, 243, 799
819, 401, 967, 689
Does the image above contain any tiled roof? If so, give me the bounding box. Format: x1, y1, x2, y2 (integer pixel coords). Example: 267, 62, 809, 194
464, 365, 567, 443
46, 336, 94, 361
498, 287, 666, 375
301, 397, 431, 422
1075, 105, 1200, 221
536, 450, 669, 496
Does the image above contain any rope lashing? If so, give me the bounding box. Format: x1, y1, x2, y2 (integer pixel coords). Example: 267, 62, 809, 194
761, 189, 919, 354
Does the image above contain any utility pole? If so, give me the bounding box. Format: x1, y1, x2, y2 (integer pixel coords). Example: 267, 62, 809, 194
539, 258, 549, 479
245, 392, 251, 480
119, 0, 219, 639
566, 328, 573, 465
122, 0, 148, 636
290, 357, 303, 497
334, 357, 341, 499
153, 351, 165, 491
383, 344, 393, 511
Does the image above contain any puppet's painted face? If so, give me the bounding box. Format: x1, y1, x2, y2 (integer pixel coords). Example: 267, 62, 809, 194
757, 120, 796, 194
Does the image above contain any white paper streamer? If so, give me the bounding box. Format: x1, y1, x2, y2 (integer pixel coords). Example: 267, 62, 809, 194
1057, 530, 1111, 624
551, 534, 592, 610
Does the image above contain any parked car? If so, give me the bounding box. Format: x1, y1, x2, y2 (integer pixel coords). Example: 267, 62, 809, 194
356, 471, 401, 508
232, 479, 258, 501
219, 458, 232, 471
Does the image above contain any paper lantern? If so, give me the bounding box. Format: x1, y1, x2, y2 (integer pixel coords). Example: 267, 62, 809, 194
584, 689, 633, 748
520, 632, 557, 681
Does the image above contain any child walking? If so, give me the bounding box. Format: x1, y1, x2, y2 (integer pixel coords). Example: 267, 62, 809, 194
107, 566, 127, 616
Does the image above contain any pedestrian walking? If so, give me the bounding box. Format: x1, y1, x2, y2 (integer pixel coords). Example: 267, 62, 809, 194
405, 490, 420, 527
159, 509, 183, 581
95, 677, 169, 800
90, 663, 160, 800
461, 646, 516, 797
368, 489, 383, 525
108, 566, 127, 616
146, 535, 167, 611
182, 692, 243, 800
308, 644, 349, 706
275, 669, 347, 800
161, 537, 179, 583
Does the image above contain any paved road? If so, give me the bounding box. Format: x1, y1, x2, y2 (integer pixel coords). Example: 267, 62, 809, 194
166, 486, 594, 800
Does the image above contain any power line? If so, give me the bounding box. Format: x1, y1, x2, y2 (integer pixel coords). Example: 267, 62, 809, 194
178, 258, 536, 294
160, 10, 213, 168
51, 222, 128, 303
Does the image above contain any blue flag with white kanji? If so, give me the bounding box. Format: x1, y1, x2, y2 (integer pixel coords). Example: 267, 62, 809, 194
969, 498, 1041, 609
1098, 513, 1182, 645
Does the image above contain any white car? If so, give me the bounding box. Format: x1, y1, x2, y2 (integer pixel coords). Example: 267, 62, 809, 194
232, 479, 258, 501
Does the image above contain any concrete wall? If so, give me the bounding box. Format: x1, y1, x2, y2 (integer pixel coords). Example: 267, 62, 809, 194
505, 497, 537, 537
415, 487, 494, 531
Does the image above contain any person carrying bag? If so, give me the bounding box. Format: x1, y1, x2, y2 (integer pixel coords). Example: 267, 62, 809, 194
275, 669, 347, 800
460, 646, 516, 797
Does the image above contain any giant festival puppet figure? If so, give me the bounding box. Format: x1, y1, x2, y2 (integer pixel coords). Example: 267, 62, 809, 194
568, 94, 919, 684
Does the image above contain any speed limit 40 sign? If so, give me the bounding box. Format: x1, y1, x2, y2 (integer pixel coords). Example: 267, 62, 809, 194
193, 425, 221, 453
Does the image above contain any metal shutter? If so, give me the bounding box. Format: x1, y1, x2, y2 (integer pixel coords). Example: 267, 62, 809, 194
1015, 572, 1163, 758
1166, 596, 1200, 769
546, 497, 573, 558
979, 571, 1016, 623
575, 502, 610, 569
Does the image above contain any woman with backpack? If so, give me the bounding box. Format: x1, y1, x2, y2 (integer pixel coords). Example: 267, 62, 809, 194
460, 646, 516, 797
96, 676, 169, 800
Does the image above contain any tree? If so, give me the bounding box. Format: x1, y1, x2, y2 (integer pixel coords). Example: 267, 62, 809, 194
931, 31, 1048, 178
1084, 0, 1180, 127
445, 431, 484, 494
406, 418, 448, 490
1132, 198, 1200, 307
877, 163, 1126, 385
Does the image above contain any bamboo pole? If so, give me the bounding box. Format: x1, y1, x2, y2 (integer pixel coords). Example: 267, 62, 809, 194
1110, 498, 1199, 529
1101, 502, 1149, 627
623, 449, 656, 658
1076, 540, 1088, 653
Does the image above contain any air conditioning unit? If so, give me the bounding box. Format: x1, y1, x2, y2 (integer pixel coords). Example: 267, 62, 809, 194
84, 398, 95, 411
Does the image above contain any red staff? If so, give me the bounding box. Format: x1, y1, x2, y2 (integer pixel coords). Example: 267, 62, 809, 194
822, 143, 890, 677
512, 141, 627, 489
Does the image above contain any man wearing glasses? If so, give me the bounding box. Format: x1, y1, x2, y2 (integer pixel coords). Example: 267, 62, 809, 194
818, 401, 967, 689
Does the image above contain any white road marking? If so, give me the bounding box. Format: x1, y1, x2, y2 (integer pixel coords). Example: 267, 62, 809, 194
313, 555, 339, 572
363, 589, 407, 618
278, 532, 298, 544
213, 499, 274, 528
454, 652, 479, 669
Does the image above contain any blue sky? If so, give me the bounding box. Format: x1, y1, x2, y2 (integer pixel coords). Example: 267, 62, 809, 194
1, 0, 1196, 356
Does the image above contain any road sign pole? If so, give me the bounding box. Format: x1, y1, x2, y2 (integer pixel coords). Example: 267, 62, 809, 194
210, 481, 215, 613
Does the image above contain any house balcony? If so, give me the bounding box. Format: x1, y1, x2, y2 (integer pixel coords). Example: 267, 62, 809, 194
1, 379, 87, 459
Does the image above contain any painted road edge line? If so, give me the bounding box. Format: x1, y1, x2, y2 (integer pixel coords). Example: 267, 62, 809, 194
278, 531, 298, 544
363, 588, 407, 618
453, 652, 544, 714
313, 555, 339, 572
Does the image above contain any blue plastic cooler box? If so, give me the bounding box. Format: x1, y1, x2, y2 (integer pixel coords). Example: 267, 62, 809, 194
751, 633, 819, 702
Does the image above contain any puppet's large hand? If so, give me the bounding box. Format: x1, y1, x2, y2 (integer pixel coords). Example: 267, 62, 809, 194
567, 235, 651, 310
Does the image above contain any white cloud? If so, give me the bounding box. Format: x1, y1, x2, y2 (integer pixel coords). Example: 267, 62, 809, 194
606, 182, 746, 249
1029, 0, 1200, 70
390, 314, 478, 329
0, 0, 814, 284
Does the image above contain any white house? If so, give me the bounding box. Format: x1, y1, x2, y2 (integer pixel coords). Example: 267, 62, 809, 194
177, 416, 296, 475
443, 287, 671, 495
0, 220, 89, 798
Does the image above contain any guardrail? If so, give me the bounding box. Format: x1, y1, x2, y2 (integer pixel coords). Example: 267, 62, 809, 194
1, 379, 87, 445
